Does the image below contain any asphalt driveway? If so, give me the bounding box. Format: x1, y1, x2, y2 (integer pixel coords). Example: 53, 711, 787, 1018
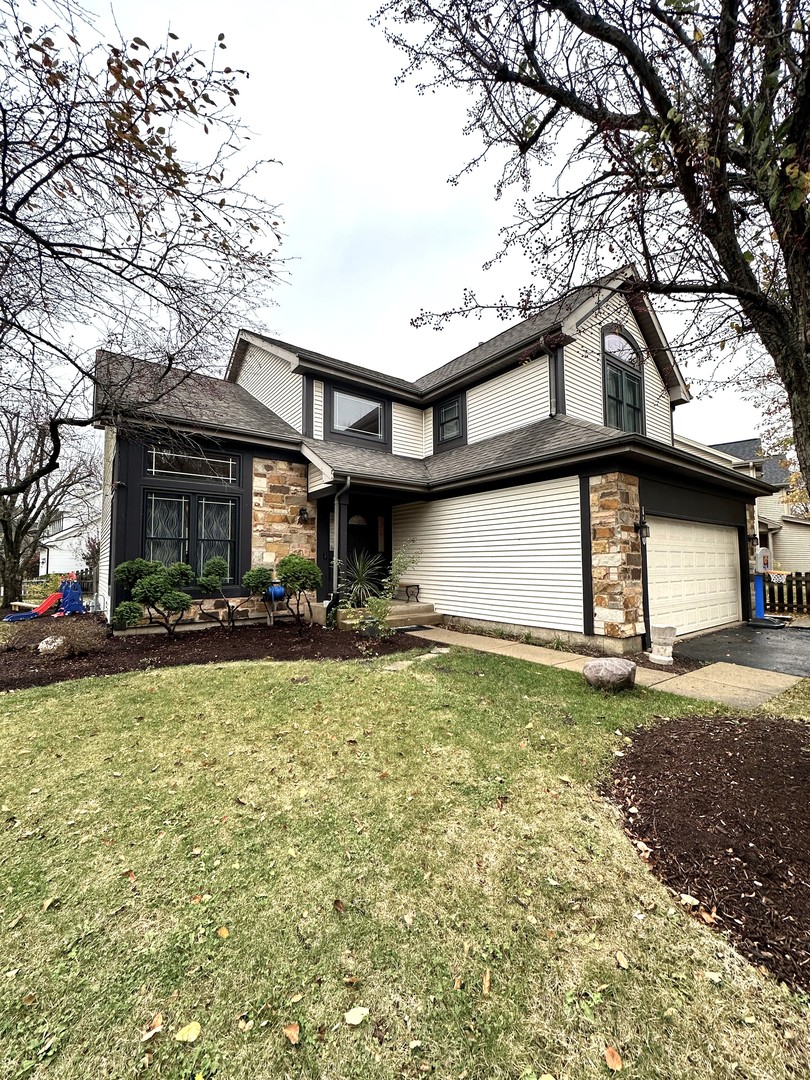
677, 623, 810, 678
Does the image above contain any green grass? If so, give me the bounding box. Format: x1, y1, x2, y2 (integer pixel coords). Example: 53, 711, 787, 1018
0, 648, 807, 1079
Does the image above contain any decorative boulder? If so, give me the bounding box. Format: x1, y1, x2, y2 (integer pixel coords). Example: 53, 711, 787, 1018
38, 635, 69, 657
582, 657, 637, 692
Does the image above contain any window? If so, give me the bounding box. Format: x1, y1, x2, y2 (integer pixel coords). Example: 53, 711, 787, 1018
433, 392, 466, 451
147, 447, 238, 483
438, 398, 461, 442
603, 331, 643, 434
145, 492, 238, 580
332, 390, 384, 441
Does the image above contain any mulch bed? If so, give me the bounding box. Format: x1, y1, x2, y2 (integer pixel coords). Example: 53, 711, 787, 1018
611, 714, 810, 994
0, 615, 431, 693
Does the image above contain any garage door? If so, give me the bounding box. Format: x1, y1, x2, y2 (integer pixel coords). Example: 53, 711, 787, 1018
646, 518, 742, 635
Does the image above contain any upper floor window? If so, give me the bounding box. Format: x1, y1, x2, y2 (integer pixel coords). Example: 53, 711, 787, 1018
147, 447, 238, 483
438, 398, 462, 442
433, 391, 466, 452
332, 390, 384, 441
603, 332, 643, 434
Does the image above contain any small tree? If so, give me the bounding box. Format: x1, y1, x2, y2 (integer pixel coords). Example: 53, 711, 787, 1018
113, 559, 195, 637
197, 558, 279, 630
241, 566, 280, 625
276, 554, 322, 631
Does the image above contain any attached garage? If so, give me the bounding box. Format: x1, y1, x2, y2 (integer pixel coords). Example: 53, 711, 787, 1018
646, 517, 742, 636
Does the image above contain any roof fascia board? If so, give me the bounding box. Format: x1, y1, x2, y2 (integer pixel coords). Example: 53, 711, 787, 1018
300, 443, 335, 483
292, 359, 423, 404
123, 416, 302, 451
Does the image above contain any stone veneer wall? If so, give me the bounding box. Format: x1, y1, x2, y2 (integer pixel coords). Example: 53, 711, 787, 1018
589, 472, 644, 640
251, 457, 317, 568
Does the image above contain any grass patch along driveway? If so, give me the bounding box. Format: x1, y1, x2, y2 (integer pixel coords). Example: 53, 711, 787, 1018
1, 649, 807, 1079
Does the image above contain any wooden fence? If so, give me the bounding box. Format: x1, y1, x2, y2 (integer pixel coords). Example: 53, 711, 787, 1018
764, 572, 810, 615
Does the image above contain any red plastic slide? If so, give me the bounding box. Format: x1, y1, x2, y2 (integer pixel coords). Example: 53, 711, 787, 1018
32, 592, 62, 615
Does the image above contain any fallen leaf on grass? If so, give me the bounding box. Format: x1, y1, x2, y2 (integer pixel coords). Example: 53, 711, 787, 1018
22, 993, 37, 1006
216, 926, 230, 939
140, 1013, 163, 1042
616, 951, 629, 970
699, 907, 718, 925
605, 1045, 623, 1071
290, 993, 303, 1003
705, 971, 723, 984
482, 968, 491, 996
238, 1018, 254, 1033
344, 1007, 369, 1026
121, 870, 136, 883
403, 912, 414, 928
680, 894, 699, 908
282, 1021, 300, 1044
174, 1021, 201, 1043
333, 899, 346, 914
7, 914, 23, 929
41, 897, 60, 913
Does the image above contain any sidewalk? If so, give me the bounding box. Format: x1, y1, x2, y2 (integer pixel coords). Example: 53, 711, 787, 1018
406, 627, 802, 710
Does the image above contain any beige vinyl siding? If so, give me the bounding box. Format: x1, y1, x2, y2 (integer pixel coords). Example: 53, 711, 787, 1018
308, 463, 330, 494
98, 426, 116, 613
423, 407, 434, 457
757, 492, 786, 520
773, 521, 810, 571
392, 476, 583, 631
643, 353, 673, 443
466, 358, 550, 444
392, 402, 425, 458
312, 381, 324, 439
235, 343, 303, 431
563, 294, 673, 444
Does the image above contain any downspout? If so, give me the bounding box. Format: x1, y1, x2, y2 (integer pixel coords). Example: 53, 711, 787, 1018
331, 475, 351, 595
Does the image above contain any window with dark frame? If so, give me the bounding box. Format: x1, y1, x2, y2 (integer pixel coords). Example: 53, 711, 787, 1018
145, 492, 238, 581
147, 447, 238, 483
331, 389, 384, 441
438, 398, 462, 443
603, 332, 643, 434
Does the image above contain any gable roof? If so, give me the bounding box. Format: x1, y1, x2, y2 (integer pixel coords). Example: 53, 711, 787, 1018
95, 352, 300, 445
711, 439, 792, 487
228, 269, 689, 404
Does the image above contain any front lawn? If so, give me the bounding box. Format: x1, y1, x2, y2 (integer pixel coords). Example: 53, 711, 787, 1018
1, 649, 807, 1079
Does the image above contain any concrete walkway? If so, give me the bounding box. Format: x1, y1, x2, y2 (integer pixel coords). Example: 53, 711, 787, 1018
406, 627, 803, 709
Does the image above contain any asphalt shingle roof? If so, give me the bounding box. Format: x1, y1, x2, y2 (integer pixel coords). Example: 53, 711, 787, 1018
711, 439, 791, 487
305, 415, 628, 490
96, 353, 300, 443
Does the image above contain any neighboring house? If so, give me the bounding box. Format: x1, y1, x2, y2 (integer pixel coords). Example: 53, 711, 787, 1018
96, 270, 771, 649
712, 439, 810, 572
37, 497, 100, 577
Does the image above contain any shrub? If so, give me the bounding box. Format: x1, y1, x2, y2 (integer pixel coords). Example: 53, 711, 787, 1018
339, 549, 386, 607
113, 559, 195, 636
276, 554, 322, 629
346, 540, 421, 639
242, 566, 280, 625
112, 601, 144, 630
197, 558, 273, 630
23, 573, 62, 602
114, 559, 163, 598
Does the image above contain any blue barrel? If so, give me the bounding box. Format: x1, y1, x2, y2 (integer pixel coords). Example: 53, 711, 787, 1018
267, 585, 286, 602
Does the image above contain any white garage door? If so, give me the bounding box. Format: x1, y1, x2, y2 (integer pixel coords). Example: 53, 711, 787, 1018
647, 518, 742, 636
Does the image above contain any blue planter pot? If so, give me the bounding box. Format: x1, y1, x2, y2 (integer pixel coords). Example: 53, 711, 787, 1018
267, 585, 286, 602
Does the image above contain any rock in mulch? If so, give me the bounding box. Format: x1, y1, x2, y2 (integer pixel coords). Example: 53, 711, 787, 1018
37, 635, 69, 657
583, 657, 637, 692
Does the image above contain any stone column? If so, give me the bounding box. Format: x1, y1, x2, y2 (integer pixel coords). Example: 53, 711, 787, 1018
252, 458, 317, 568
589, 472, 644, 642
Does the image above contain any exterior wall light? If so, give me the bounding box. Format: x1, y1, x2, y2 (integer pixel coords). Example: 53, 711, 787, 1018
297, 507, 310, 524
634, 510, 650, 541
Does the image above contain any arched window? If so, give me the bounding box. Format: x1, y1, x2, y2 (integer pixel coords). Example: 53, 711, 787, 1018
603, 331, 643, 434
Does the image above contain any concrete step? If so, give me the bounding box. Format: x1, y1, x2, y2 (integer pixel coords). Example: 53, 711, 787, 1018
388, 603, 437, 617
386, 611, 443, 628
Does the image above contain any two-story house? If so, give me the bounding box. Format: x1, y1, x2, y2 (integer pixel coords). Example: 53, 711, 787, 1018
97, 270, 771, 652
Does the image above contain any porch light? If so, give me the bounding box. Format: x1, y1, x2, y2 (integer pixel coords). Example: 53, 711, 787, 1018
634, 510, 650, 541
297, 507, 310, 524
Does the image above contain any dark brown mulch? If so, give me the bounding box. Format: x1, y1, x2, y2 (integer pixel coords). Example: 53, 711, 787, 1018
611, 714, 810, 994
0, 615, 432, 693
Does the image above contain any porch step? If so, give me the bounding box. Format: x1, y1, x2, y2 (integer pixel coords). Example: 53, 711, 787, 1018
386, 603, 443, 629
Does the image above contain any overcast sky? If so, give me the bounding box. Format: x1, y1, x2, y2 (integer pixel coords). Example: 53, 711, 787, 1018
99, 0, 762, 443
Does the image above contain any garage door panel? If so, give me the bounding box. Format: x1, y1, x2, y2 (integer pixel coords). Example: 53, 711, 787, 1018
647, 518, 741, 636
